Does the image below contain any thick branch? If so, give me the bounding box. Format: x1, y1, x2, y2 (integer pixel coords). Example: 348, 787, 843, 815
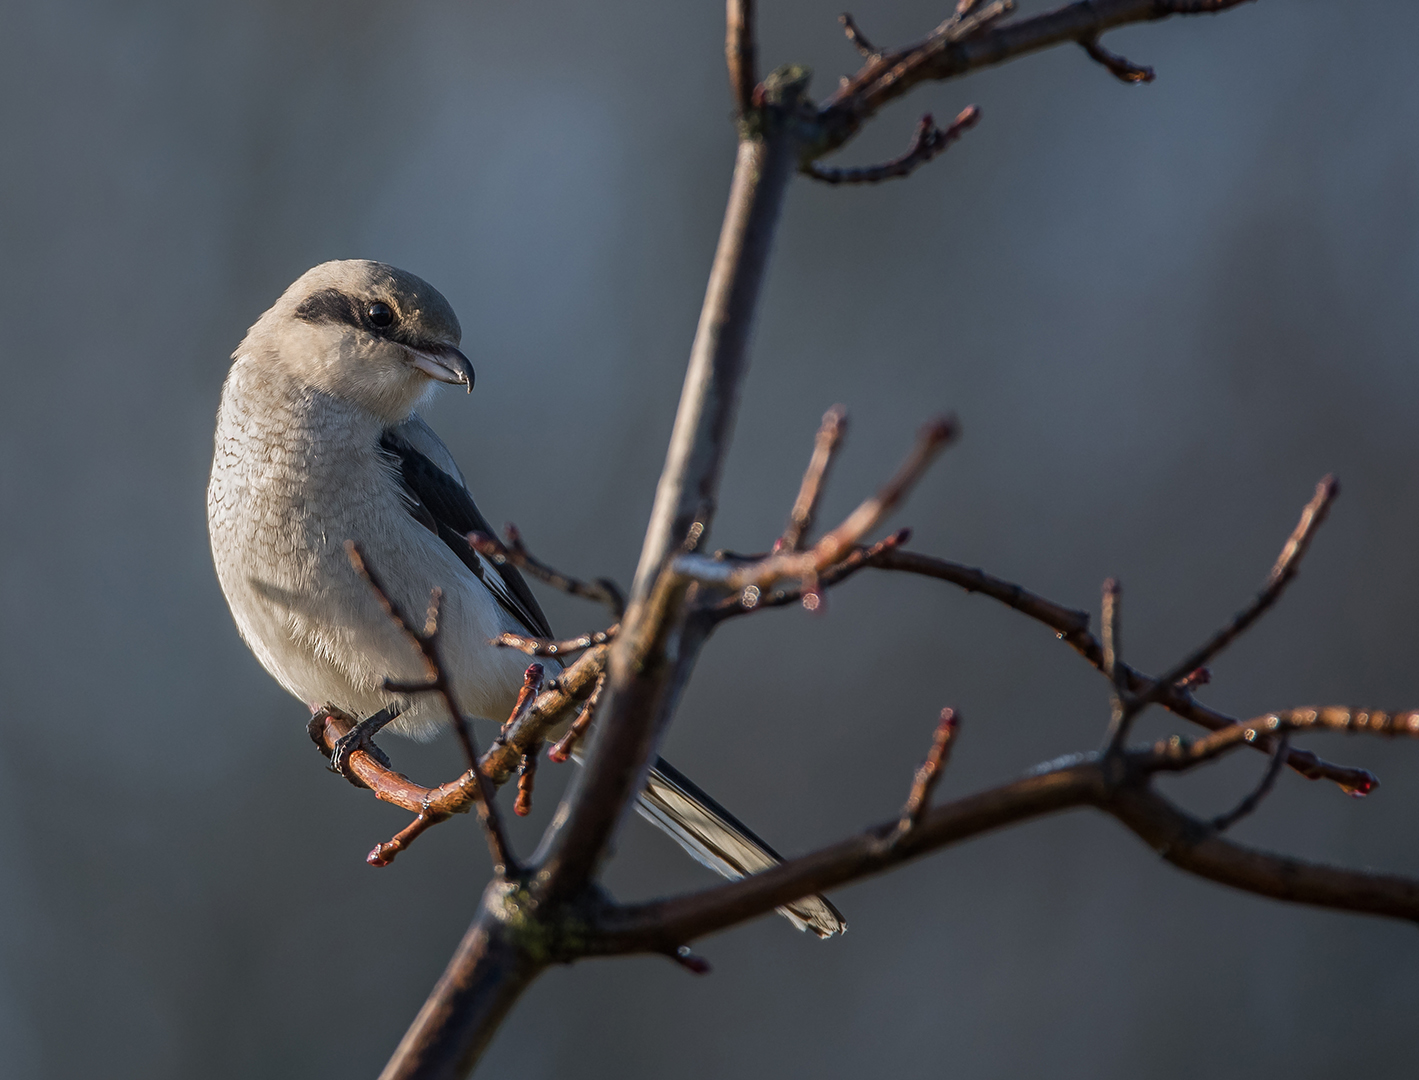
726, 0, 758, 117
1108, 782, 1419, 923
595, 753, 1419, 953
537, 93, 808, 906
594, 762, 1101, 950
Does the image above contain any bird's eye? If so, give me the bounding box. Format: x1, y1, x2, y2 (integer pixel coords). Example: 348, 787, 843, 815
367, 301, 395, 329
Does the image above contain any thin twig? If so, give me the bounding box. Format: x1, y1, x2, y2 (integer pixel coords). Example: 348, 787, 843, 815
777, 405, 848, 553
494, 625, 619, 658
309, 649, 611, 863
469, 526, 626, 617
1101, 578, 1131, 751
481, 644, 610, 783
807, 106, 980, 185
497, 664, 544, 743
1148, 707, 1419, 771
514, 746, 542, 817
549, 669, 608, 764
1079, 35, 1155, 82
839, 13, 879, 57
1131, 476, 1339, 717
709, 529, 912, 619
676, 416, 958, 594
885, 708, 961, 846
346, 542, 518, 876
1211, 733, 1289, 832
865, 548, 1377, 794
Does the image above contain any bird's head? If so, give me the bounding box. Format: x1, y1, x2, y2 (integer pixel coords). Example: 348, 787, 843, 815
238, 260, 474, 423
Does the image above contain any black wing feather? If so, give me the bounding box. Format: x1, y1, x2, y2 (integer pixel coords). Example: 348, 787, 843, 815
378, 430, 553, 640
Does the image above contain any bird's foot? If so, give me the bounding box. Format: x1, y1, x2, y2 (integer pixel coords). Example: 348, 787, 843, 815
310, 705, 399, 788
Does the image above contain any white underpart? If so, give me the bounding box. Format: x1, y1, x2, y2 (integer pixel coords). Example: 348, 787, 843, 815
208, 358, 546, 739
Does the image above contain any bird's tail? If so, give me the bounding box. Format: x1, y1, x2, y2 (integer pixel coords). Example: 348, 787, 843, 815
634, 756, 847, 938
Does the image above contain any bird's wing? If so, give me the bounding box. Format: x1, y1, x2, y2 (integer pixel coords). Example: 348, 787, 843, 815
379, 418, 553, 640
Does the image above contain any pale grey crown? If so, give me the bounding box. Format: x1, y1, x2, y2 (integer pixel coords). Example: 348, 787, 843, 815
234, 259, 473, 424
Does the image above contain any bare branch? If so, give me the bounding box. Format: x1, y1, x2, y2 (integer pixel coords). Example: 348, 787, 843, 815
1211, 733, 1289, 832
813, 0, 1259, 163
594, 761, 1101, 951
496, 664, 544, 744
1079, 35, 1155, 82
839, 13, 879, 57
594, 752, 1419, 954
1133, 476, 1339, 715
807, 106, 981, 185
1147, 707, 1419, 771
1101, 578, 1131, 750
514, 746, 542, 817
469, 526, 625, 617
885, 708, 961, 846
676, 415, 958, 594
1107, 781, 1419, 924
549, 670, 607, 764
777, 405, 848, 553
346, 542, 518, 876
727, 0, 758, 117
868, 548, 1378, 795
480, 644, 610, 783
493, 625, 618, 658
709, 528, 912, 620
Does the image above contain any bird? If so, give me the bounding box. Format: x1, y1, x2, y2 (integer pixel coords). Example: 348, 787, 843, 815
207, 259, 845, 937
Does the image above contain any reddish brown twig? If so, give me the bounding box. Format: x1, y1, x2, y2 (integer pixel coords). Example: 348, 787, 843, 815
482, 645, 610, 783
345, 542, 518, 875
549, 670, 607, 764
494, 625, 618, 658
514, 747, 541, 817
807, 107, 980, 185
710, 530, 911, 620
469, 526, 626, 617
498, 665, 544, 742
667, 946, 712, 975
839, 13, 879, 57
777, 406, 848, 553
1079, 36, 1155, 82
884, 708, 961, 847
1148, 708, 1419, 771
311, 648, 610, 864
676, 416, 958, 595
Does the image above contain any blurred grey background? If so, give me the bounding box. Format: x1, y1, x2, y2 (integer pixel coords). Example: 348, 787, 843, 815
2, 1, 1417, 1076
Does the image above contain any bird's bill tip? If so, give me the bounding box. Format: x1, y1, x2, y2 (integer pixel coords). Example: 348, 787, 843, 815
408, 344, 475, 392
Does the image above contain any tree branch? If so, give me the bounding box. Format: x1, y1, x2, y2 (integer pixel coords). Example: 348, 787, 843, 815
806, 106, 980, 185
345, 543, 518, 876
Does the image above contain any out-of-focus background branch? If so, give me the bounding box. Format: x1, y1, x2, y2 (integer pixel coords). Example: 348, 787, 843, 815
2, 1, 1418, 1078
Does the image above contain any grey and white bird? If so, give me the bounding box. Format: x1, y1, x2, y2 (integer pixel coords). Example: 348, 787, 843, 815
208, 259, 844, 937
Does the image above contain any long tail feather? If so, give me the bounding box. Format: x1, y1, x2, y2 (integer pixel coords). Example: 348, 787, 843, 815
635, 756, 847, 938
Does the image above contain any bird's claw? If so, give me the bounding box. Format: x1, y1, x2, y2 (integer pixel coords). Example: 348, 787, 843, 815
309, 705, 398, 789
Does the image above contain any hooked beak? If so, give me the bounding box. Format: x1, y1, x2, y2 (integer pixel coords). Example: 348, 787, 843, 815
408, 343, 475, 392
